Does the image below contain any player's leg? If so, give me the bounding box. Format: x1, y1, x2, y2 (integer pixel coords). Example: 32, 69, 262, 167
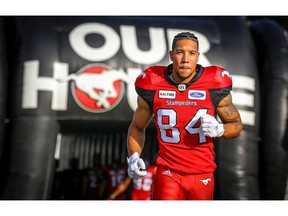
151, 167, 185, 200
187, 172, 214, 200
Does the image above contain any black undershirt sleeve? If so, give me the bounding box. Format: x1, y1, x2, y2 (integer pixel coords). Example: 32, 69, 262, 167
209, 85, 232, 111
135, 86, 156, 111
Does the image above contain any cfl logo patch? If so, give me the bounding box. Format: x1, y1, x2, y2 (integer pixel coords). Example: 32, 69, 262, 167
199, 178, 211, 186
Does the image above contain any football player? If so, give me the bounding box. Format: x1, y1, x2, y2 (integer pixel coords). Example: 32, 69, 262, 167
126, 32, 243, 200
108, 162, 157, 200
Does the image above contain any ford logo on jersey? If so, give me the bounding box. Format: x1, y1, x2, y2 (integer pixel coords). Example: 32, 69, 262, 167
188, 90, 206, 100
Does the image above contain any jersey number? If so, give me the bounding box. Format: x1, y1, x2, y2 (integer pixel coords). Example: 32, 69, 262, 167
157, 108, 208, 144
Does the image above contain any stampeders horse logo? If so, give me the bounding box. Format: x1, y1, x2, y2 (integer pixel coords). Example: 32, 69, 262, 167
57, 64, 130, 113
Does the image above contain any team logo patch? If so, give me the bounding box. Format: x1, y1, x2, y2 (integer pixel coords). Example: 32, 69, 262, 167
188, 90, 206, 100
159, 90, 176, 99
138, 71, 146, 78
221, 70, 231, 78
199, 178, 212, 186
58, 63, 130, 113
178, 84, 186, 91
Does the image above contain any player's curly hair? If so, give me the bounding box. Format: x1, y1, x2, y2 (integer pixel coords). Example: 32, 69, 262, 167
172, 32, 199, 51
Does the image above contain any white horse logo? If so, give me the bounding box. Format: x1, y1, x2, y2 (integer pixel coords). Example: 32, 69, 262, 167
57, 68, 130, 109
199, 178, 212, 186
221, 70, 231, 78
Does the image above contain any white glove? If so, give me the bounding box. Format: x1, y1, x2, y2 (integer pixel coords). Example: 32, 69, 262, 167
201, 114, 225, 137
127, 152, 147, 180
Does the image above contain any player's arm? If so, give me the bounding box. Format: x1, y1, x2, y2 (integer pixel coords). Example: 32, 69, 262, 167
126, 96, 153, 180
127, 96, 153, 157
108, 177, 132, 200
216, 93, 242, 138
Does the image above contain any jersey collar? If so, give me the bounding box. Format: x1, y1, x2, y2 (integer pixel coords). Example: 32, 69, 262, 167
164, 64, 204, 91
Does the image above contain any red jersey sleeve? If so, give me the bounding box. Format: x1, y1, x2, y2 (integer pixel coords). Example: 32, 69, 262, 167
204, 66, 233, 107
205, 66, 232, 88
135, 66, 166, 90
134, 66, 166, 110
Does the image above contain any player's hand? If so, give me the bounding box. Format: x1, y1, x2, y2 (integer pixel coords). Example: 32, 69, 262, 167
127, 152, 147, 180
107, 194, 116, 200
201, 114, 225, 137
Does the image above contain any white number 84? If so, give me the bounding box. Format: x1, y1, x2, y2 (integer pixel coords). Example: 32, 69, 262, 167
157, 108, 208, 144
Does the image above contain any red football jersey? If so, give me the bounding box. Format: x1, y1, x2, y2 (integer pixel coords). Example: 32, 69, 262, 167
135, 64, 232, 174
130, 165, 157, 200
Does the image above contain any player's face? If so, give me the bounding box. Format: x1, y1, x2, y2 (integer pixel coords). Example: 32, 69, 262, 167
169, 39, 199, 83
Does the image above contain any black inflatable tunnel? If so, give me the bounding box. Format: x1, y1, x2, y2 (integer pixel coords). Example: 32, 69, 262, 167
1, 17, 60, 199
283, 118, 288, 151
212, 17, 260, 200
0, 17, 8, 194
250, 19, 288, 200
